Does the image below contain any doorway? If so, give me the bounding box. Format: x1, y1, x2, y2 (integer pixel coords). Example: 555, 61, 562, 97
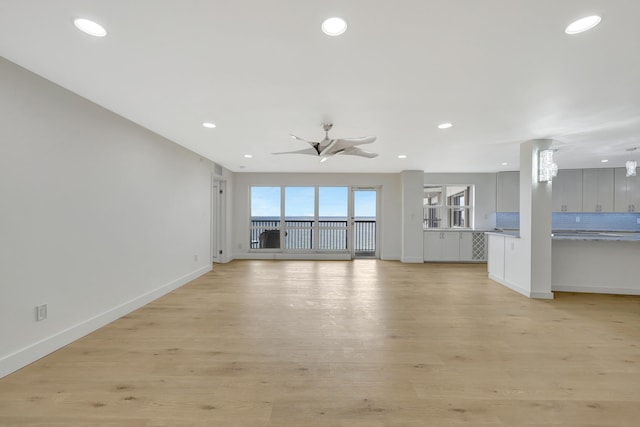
212, 180, 226, 263
350, 187, 378, 258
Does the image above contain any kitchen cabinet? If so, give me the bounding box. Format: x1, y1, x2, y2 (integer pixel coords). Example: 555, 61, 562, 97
424, 231, 487, 262
582, 168, 614, 212
497, 171, 519, 212
424, 231, 459, 261
487, 234, 505, 280
459, 232, 473, 261
552, 169, 583, 212
614, 167, 640, 212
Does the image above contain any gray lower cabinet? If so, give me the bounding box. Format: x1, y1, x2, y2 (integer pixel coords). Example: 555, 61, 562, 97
424, 231, 487, 262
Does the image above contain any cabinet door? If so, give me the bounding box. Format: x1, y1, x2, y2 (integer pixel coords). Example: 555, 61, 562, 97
563, 169, 583, 211
583, 168, 614, 212
423, 232, 442, 261
614, 168, 640, 212
458, 232, 473, 261
497, 171, 519, 212
487, 235, 505, 279
552, 171, 566, 212
631, 174, 640, 212
551, 170, 581, 212
582, 169, 598, 212
441, 232, 460, 261
615, 168, 631, 212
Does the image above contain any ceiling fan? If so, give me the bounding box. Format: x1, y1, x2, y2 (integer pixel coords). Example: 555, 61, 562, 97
274, 123, 378, 162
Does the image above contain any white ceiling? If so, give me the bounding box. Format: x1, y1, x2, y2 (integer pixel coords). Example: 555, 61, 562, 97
1, 0, 639, 173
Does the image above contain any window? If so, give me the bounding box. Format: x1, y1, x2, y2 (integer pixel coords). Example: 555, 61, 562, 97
318, 187, 348, 250
284, 187, 314, 250
250, 186, 349, 251
250, 187, 281, 248
424, 185, 473, 229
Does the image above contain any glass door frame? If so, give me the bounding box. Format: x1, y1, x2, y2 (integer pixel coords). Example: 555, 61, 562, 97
349, 186, 380, 259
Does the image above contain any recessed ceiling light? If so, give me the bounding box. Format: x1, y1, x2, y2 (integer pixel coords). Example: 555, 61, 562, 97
601, 159, 609, 163
202, 122, 216, 129
565, 15, 602, 34
398, 155, 407, 159
438, 123, 453, 129
322, 17, 348, 36
73, 18, 107, 37
244, 154, 253, 158
501, 162, 508, 166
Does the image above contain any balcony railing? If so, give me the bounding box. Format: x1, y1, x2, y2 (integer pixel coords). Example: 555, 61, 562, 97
250, 219, 375, 254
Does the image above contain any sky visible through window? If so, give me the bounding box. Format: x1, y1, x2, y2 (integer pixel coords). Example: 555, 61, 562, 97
251, 186, 376, 218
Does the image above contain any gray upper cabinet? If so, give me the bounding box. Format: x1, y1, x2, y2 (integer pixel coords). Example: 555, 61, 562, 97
582, 168, 614, 212
614, 168, 640, 212
496, 171, 519, 212
552, 169, 583, 212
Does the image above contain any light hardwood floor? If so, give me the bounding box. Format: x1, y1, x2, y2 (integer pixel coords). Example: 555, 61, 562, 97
1, 260, 639, 426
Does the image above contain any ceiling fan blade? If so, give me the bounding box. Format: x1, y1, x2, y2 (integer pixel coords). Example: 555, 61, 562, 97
329, 136, 376, 154
273, 147, 320, 156
289, 134, 317, 145
340, 147, 378, 158
336, 136, 376, 145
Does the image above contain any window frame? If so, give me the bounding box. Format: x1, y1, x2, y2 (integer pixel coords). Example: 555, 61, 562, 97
423, 184, 474, 229
249, 185, 350, 252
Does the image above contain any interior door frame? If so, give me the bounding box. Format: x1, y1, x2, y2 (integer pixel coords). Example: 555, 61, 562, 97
211, 178, 226, 263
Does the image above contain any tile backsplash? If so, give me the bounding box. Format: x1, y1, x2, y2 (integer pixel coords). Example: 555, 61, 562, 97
496, 212, 640, 231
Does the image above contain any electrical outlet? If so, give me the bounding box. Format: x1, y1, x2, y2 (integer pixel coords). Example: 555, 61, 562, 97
194, 254, 198, 262
36, 304, 47, 321
576, 216, 581, 223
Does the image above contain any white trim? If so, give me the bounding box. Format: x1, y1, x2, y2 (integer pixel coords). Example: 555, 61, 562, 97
553, 284, 640, 296
488, 274, 554, 299
530, 291, 554, 299
401, 256, 424, 263
0, 265, 211, 379
233, 252, 351, 261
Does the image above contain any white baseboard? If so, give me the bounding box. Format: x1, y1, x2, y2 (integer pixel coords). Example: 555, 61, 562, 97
488, 274, 554, 300
401, 256, 424, 263
553, 284, 640, 296
233, 252, 352, 261
530, 291, 555, 299
0, 264, 212, 379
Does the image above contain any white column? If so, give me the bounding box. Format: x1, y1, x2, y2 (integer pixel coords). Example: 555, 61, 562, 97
401, 170, 424, 263
519, 139, 554, 298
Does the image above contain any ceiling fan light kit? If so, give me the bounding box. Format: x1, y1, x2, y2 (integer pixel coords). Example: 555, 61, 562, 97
274, 123, 378, 162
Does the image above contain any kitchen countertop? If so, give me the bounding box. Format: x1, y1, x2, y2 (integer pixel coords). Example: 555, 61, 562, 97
486, 230, 640, 242
551, 231, 640, 242
485, 230, 520, 238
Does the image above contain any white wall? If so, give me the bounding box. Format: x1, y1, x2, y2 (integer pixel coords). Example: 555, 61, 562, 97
423, 173, 497, 230
0, 57, 226, 378
231, 173, 402, 260
401, 171, 425, 262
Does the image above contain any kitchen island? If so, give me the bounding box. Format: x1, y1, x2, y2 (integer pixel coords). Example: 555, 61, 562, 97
551, 231, 640, 295
487, 231, 640, 296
